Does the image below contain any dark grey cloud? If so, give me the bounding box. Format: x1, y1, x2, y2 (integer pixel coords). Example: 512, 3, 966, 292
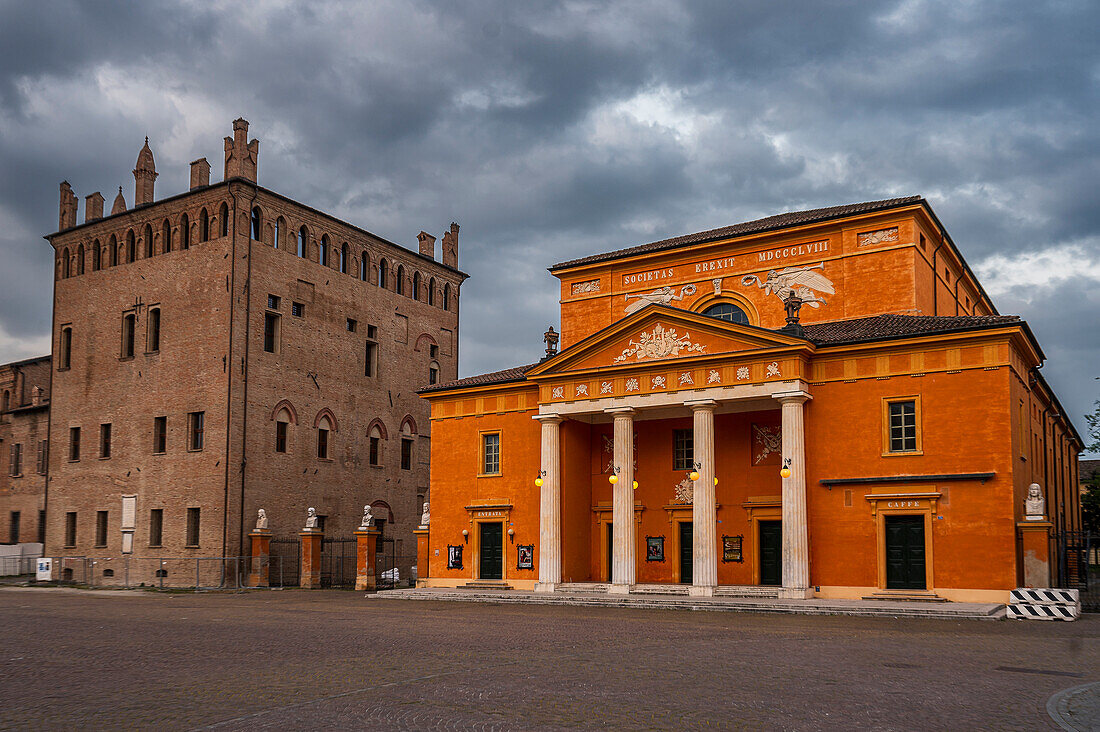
0, 0, 1097, 447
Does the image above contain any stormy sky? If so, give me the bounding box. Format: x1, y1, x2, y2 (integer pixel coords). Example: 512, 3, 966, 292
0, 0, 1097, 447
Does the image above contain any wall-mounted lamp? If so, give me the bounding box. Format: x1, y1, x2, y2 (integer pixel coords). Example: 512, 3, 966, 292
461, 528, 469, 543
689, 461, 702, 482
508, 528, 515, 543
632, 480, 638, 490
780, 457, 792, 479
534, 469, 546, 488
609, 465, 621, 485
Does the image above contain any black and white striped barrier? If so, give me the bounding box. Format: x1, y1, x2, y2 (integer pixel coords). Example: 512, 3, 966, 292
1007, 588, 1080, 621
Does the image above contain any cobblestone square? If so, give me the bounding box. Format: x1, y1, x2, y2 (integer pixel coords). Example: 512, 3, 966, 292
1, 587, 1097, 730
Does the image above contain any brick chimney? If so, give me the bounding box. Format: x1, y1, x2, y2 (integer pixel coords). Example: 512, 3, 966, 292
442, 222, 459, 269
85, 192, 104, 222
190, 157, 211, 189
58, 182, 78, 230
224, 118, 259, 182
417, 231, 436, 259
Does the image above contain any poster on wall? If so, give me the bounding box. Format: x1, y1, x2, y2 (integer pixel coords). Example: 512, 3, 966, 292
517, 545, 534, 569
646, 536, 665, 562
722, 535, 743, 563
447, 545, 463, 569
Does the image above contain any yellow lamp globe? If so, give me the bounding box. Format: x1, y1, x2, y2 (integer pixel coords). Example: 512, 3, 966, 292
609, 474, 618, 485
534, 477, 543, 487
689, 470, 700, 481
632, 480, 638, 490
780, 466, 792, 479
714, 477, 719, 486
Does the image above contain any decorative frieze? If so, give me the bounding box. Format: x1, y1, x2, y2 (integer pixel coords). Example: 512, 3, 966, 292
613, 323, 706, 363
571, 279, 601, 295
857, 227, 899, 247
741, 262, 834, 308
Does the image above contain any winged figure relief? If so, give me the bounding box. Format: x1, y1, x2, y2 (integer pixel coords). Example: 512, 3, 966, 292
740, 263, 834, 307
624, 284, 697, 315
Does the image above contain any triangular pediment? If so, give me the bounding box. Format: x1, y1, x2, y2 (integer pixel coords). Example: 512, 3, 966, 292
528, 304, 811, 377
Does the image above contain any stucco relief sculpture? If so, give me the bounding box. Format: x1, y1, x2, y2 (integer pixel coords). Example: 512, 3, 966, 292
741, 262, 834, 307
255, 508, 268, 531
305, 507, 319, 530
736, 366, 750, 380
359, 504, 374, 529
603, 434, 637, 473
679, 371, 693, 385
1025, 483, 1045, 520
674, 477, 694, 504
613, 324, 706, 363
571, 279, 601, 295
420, 501, 430, 527
707, 369, 721, 384
766, 362, 781, 377
857, 227, 899, 247
575, 384, 588, 397
624, 284, 697, 315
600, 381, 613, 394
626, 377, 639, 391
712, 278, 723, 295
752, 424, 782, 465
552, 386, 564, 399
652, 375, 666, 389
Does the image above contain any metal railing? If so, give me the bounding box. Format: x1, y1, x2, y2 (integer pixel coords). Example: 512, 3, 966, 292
37, 555, 291, 590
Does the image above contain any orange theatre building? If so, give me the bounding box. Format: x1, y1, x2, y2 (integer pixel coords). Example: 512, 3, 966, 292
418, 197, 1083, 604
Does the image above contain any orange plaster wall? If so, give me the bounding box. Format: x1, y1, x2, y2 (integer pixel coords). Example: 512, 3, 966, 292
560, 419, 593, 583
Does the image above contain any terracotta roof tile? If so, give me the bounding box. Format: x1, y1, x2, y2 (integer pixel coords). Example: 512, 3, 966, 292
802, 313, 1021, 345
551, 196, 924, 270
418, 363, 539, 394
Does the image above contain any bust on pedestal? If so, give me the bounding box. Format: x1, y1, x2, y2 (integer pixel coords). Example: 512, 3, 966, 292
354, 504, 381, 592
299, 507, 323, 588
248, 509, 272, 587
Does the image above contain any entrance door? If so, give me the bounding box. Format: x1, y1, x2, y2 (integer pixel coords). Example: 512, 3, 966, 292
679, 522, 693, 584
759, 521, 782, 586
885, 515, 926, 590
479, 522, 503, 580
605, 523, 613, 582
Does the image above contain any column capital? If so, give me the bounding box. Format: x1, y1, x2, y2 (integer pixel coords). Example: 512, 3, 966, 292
685, 399, 718, 412
604, 406, 636, 416
533, 413, 563, 424
773, 390, 812, 405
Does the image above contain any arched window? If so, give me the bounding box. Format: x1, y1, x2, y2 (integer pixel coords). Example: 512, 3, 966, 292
92, 239, 101, 271
378, 258, 388, 288
275, 217, 285, 250
360, 252, 368, 281
319, 235, 329, 267
443, 282, 451, 311
428, 360, 440, 386
701, 302, 749, 325
162, 219, 172, 254
250, 207, 262, 241
143, 224, 153, 258
428, 277, 437, 306
109, 235, 118, 267
274, 406, 293, 454
316, 414, 334, 460
297, 226, 307, 258
413, 272, 421, 300
76, 244, 85, 275
396, 265, 405, 295
126, 230, 136, 262
61, 248, 70, 279
368, 422, 385, 466
219, 202, 229, 237
1, 390, 8, 414
200, 208, 210, 242
340, 243, 348, 274
180, 213, 190, 250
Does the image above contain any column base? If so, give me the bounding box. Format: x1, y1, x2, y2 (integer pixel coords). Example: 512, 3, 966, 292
688, 585, 716, 597
534, 582, 558, 594
778, 586, 813, 600
608, 584, 634, 595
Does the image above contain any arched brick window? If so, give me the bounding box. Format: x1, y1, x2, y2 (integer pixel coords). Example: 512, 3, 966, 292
275, 217, 285, 250
413, 272, 421, 300
443, 282, 452, 311
396, 265, 405, 295
92, 239, 101, 271
378, 258, 388, 288
428, 277, 437, 306
360, 251, 369, 281
250, 207, 262, 241
340, 242, 349, 274
320, 235, 330, 267
297, 226, 307, 258
143, 224, 153, 258
61, 248, 70, 279
126, 229, 136, 262
180, 213, 190, 250
162, 219, 172, 254
76, 244, 85, 275
200, 208, 210, 242
219, 202, 229, 237
109, 235, 118, 267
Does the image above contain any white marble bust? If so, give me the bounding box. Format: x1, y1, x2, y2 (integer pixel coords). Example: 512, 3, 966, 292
420, 501, 430, 527
1024, 483, 1045, 519
359, 504, 374, 530
304, 507, 319, 529
255, 508, 268, 530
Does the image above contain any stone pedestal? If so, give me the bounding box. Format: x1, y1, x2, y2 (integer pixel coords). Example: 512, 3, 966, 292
299, 528, 323, 589
414, 527, 430, 587
1017, 521, 1052, 588
247, 529, 271, 587
355, 527, 382, 592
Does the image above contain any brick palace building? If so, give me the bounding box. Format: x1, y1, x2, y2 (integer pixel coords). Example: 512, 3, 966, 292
1, 355, 51, 547
44, 119, 466, 583
418, 197, 1082, 603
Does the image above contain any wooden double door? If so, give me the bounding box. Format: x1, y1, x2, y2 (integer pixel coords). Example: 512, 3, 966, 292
479, 522, 503, 580
884, 515, 926, 590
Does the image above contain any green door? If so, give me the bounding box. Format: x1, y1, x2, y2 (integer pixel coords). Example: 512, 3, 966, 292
885, 515, 926, 590
479, 522, 503, 580
679, 522, 693, 584
759, 521, 782, 586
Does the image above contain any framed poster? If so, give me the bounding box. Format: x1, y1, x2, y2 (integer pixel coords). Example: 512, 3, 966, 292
517, 544, 534, 569
447, 544, 463, 569
722, 535, 743, 563
645, 535, 665, 562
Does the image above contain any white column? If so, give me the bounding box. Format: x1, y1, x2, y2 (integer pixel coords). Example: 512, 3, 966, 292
534, 414, 563, 593
687, 400, 717, 596
607, 407, 635, 593
775, 390, 812, 599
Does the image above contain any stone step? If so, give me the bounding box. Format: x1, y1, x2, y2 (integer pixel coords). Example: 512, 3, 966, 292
631, 584, 690, 595
714, 586, 779, 598
557, 583, 610, 595
862, 592, 950, 603
462, 581, 513, 590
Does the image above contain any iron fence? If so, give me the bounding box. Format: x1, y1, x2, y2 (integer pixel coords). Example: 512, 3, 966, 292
270, 536, 300, 587
0, 555, 38, 576
321, 536, 356, 588
1052, 532, 1099, 612
36, 555, 290, 590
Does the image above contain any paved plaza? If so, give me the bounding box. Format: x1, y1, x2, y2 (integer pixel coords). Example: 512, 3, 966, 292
0, 587, 1097, 730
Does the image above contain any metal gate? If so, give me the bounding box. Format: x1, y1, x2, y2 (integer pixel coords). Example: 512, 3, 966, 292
270, 536, 300, 587
321, 536, 356, 588
376, 536, 398, 589
1053, 532, 1098, 612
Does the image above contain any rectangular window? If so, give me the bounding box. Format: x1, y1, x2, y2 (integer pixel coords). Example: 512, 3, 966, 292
100, 423, 112, 459
429, 344, 439, 358
364, 341, 377, 377
9, 511, 20, 543
69, 426, 80, 461
149, 509, 163, 547
147, 307, 161, 352
186, 507, 200, 546
95, 510, 108, 547
275, 421, 288, 453
317, 427, 329, 459
153, 416, 167, 454
886, 398, 920, 453
8, 443, 21, 477
37, 439, 48, 474
188, 412, 205, 451
121, 312, 136, 359
673, 429, 694, 470
481, 432, 500, 475
267, 294, 281, 310
292, 302, 304, 317
401, 438, 413, 470
369, 436, 380, 466
65, 511, 77, 547
59, 325, 72, 370
263, 312, 280, 353
428, 364, 439, 385
346, 318, 357, 332
38, 510, 45, 544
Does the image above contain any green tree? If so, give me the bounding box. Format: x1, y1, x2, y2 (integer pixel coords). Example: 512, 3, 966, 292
1088, 398, 1100, 453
